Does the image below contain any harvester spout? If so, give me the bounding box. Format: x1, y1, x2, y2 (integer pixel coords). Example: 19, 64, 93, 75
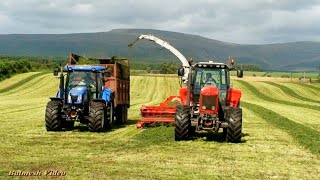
128, 34, 190, 83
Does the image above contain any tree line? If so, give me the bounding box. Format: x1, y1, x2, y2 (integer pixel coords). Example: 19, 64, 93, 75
0, 54, 264, 80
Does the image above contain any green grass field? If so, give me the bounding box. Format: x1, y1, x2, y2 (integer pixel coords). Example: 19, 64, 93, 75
0, 73, 319, 179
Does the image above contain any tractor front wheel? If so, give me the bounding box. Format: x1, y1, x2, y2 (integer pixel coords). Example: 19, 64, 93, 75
175, 105, 191, 141
88, 101, 106, 132
45, 100, 62, 131
226, 107, 242, 143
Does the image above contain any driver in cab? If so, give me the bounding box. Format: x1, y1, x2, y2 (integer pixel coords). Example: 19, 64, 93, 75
205, 73, 217, 86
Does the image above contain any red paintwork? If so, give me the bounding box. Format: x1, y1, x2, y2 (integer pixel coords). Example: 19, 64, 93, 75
227, 88, 242, 107
199, 85, 219, 114
179, 87, 193, 105
68, 53, 130, 108
138, 96, 180, 127
138, 86, 242, 128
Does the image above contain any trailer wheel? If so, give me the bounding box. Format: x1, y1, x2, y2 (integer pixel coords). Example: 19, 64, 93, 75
175, 105, 191, 141
45, 100, 62, 131
105, 102, 114, 129
88, 101, 106, 132
116, 106, 123, 124
226, 107, 242, 143
123, 106, 128, 124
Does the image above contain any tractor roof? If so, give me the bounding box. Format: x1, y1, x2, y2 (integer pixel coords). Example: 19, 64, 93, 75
64, 65, 106, 71
195, 61, 231, 69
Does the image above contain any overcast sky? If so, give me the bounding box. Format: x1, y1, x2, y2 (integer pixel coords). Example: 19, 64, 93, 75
1, 0, 320, 44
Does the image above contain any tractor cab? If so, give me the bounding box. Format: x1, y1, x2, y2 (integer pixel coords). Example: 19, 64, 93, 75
65, 65, 105, 103
193, 62, 230, 108
52, 65, 112, 126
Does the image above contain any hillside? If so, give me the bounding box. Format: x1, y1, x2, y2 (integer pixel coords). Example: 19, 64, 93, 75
1, 29, 320, 71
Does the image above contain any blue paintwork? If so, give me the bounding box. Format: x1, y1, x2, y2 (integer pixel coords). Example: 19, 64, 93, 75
56, 86, 113, 105
67, 85, 88, 104
56, 90, 63, 99
100, 88, 112, 104
69, 86, 87, 97
64, 65, 106, 71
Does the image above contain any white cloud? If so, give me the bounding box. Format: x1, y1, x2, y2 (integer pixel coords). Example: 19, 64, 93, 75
0, 0, 320, 43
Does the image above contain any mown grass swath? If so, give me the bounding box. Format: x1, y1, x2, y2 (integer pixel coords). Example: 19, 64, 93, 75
0, 72, 47, 93
294, 82, 320, 92
236, 80, 320, 111
242, 102, 319, 155
1, 74, 320, 179
263, 82, 320, 104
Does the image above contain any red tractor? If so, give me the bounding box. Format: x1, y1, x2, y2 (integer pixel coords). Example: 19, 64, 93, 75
129, 34, 243, 142
175, 60, 242, 142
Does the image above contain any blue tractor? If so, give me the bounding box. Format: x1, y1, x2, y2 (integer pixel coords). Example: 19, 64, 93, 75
45, 65, 115, 132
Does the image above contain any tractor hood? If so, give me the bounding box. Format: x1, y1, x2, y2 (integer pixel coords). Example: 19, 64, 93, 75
69, 86, 87, 96
68, 85, 88, 104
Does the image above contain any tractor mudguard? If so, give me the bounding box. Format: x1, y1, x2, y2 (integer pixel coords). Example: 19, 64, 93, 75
179, 87, 193, 105
227, 88, 242, 107
50, 97, 63, 102
100, 88, 113, 104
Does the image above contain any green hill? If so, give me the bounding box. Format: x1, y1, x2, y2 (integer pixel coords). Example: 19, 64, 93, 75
0, 29, 320, 71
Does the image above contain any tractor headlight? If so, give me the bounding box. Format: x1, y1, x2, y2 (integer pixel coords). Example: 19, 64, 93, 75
77, 95, 82, 103
202, 106, 206, 110
211, 106, 215, 110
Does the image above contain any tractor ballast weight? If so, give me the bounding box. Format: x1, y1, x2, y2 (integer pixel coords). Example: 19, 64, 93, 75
45, 53, 130, 132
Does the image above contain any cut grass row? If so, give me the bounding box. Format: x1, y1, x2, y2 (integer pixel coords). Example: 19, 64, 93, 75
236, 80, 320, 111
0, 72, 47, 93
0, 73, 319, 179
263, 82, 320, 104
233, 81, 320, 131
242, 102, 319, 155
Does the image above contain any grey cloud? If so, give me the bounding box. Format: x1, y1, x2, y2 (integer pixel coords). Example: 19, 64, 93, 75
0, 0, 320, 43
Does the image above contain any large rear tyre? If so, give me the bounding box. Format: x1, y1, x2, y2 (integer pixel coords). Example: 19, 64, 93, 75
88, 101, 106, 132
226, 107, 242, 143
45, 101, 62, 131
175, 105, 191, 141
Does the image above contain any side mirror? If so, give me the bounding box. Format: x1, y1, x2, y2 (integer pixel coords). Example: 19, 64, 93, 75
177, 67, 184, 76
237, 69, 244, 78
53, 68, 59, 76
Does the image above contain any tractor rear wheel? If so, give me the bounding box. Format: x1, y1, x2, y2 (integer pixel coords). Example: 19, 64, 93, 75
88, 101, 106, 132
45, 100, 62, 131
175, 105, 191, 141
226, 107, 242, 143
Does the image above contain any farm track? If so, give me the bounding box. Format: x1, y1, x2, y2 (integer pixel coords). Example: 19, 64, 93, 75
0, 73, 319, 179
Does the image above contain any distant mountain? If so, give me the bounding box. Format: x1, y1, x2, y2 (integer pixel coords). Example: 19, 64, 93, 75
0, 29, 320, 71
